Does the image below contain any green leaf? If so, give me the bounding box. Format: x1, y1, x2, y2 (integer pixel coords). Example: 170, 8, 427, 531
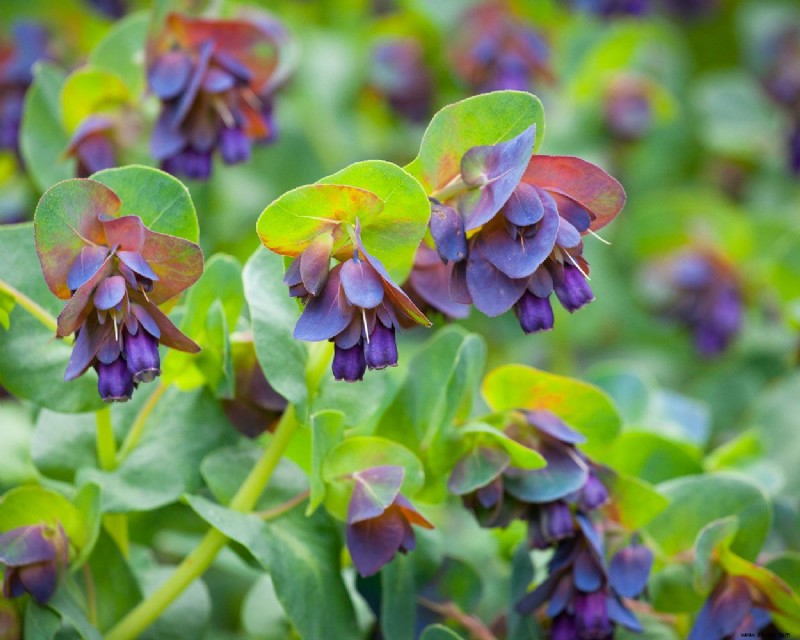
32, 409, 102, 482
693, 516, 738, 594
243, 248, 308, 405
71, 483, 102, 570
598, 470, 669, 530
308, 410, 345, 515
60, 67, 129, 132
322, 436, 425, 520
78, 387, 236, 512
0, 225, 103, 412
594, 431, 703, 484
0, 289, 14, 330
644, 473, 772, 561
257, 183, 383, 257
419, 625, 465, 640
705, 430, 762, 471
20, 62, 75, 192
92, 165, 199, 242
405, 91, 545, 194
508, 543, 538, 640
765, 553, 800, 594
25, 602, 61, 640
482, 364, 622, 450
137, 562, 211, 640
47, 588, 102, 640
88, 11, 149, 98
649, 562, 705, 614
460, 423, 546, 470
185, 494, 361, 640
241, 575, 292, 639
317, 160, 431, 282
381, 554, 416, 640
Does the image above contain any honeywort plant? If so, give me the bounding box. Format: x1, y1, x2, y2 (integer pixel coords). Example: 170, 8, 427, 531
0, 2, 799, 640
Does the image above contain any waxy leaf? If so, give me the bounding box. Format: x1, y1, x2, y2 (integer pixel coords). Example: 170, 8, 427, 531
460, 422, 547, 470
448, 446, 510, 496
405, 91, 545, 194
60, 66, 129, 133
459, 124, 537, 230
483, 365, 622, 449
89, 11, 149, 97
522, 156, 626, 231
257, 184, 383, 258
504, 441, 588, 503
600, 470, 669, 530
348, 466, 405, 523
693, 517, 738, 593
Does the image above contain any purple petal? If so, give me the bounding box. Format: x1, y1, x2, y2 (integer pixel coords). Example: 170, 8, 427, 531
556, 217, 581, 249
150, 108, 187, 161
339, 258, 384, 309
505, 442, 588, 503
576, 514, 605, 563
573, 548, 604, 592
546, 576, 574, 618
347, 467, 405, 524
202, 68, 235, 93
346, 511, 406, 577
465, 241, 528, 317
171, 41, 214, 128
149, 50, 193, 100
18, 563, 58, 604
409, 254, 471, 319
502, 183, 545, 227
553, 194, 592, 233
97, 334, 122, 365
117, 251, 159, 281
283, 256, 302, 287
459, 124, 537, 230
528, 265, 554, 297
66, 245, 110, 292
429, 201, 467, 262
609, 543, 654, 598
212, 51, 253, 83
332, 343, 366, 382
526, 410, 586, 445
0, 527, 56, 567
449, 260, 472, 304
607, 595, 643, 632
294, 266, 353, 341
65, 316, 111, 381
516, 572, 558, 614
299, 233, 333, 296
131, 304, 161, 339
93, 276, 127, 310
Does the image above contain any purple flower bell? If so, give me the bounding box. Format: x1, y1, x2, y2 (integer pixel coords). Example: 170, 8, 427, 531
689, 575, 773, 640
0, 524, 69, 604
65, 115, 117, 178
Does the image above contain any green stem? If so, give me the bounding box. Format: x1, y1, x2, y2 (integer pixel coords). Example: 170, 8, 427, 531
95, 407, 130, 557
117, 383, 168, 462
105, 406, 300, 640
0, 278, 70, 342
429, 174, 470, 203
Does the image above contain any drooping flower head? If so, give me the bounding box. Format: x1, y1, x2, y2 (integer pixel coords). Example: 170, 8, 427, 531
65, 115, 118, 178
369, 38, 434, 123
34, 179, 203, 401
643, 248, 743, 356
288, 220, 430, 382
0, 523, 69, 605
148, 12, 292, 180
344, 466, 433, 577
0, 22, 50, 155
451, 2, 553, 95
688, 575, 774, 640
413, 124, 625, 335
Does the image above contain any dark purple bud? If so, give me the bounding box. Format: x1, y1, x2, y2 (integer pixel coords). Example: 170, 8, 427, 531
544, 501, 575, 541
514, 291, 554, 333
574, 590, 612, 638
429, 201, 467, 263
578, 472, 610, 511
124, 327, 161, 383
162, 148, 212, 180
689, 577, 754, 640
220, 126, 252, 165
0, 524, 68, 605
364, 322, 398, 370
551, 613, 577, 640
332, 343, 367, 382
554, 263, 594, 312
96, 357, 135, 402
73, 131, 116, 178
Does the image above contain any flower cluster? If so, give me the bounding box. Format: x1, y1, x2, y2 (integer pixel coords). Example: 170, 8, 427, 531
65, 115, 118, 178
0, 22, 49, 156
643, 248, 743, 356
148, 12, 291, 180
288, 222, 430, 382
35, 181, 203, 401
369, 38, 433, 123
689, 574, 775, 639
0, 523, 69, 604
412, 125, 625, 333
344, 466, 433, 577
450, 2, 552, 95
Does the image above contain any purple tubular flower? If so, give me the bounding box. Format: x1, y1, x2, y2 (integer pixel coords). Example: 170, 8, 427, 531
220, 126, 252, 164
554, 263, 594, 312
123, 326, 161, 383
161, 147, 213, 181
96, 357, 135, 402
575, 590, 612, 638
688, 576, 769, 640
364, 321, 398, 370
578, 472, 610, 511
0, 524, 69, 605
332, 343, 367, 382
551, 614, 578, 640
514, 291, 554, 333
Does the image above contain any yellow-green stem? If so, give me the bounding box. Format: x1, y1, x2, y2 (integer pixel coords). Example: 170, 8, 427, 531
105, 406, 300, 640
95, 407, 129, 557
0, 278, 71, 342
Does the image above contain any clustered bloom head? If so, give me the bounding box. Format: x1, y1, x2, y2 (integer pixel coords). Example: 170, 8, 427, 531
689, 574, 775, 640
0, 523, 69, 604
412, 125, 625, 332
344, 466, 433, 577
35, 180, 203, 402
644, 248, 743, 356
0, 22, 50, 155
288, 221, 430, 382
369, 38, 434, 123
148, 12, 291, 180
450, 2, 552, 94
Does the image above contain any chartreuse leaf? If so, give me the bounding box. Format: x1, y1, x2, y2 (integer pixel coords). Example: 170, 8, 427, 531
88, 11, 149, 98
420, 625, 465, 640
60, 66, 129, 132
405, 91, 545, 194
460, 423, 545, 470
92, 165, 199, 242
322, 436, 425, 520
318, 160, 431, 282
184, 494, 360, 640
482, 364, 622, 450
598, 470, 669, 530
308, 410, 345, 515
0, 289, 15, 329
243, 248, 308, 405
766, 553, 800, 594
20, 62, 75, 192
0, 224, 103, 412
594, 431, 702, 484
162, 254, 244, 397
649, 563, 705, 614
644, 473, 771, 561
693, 516, 739, 593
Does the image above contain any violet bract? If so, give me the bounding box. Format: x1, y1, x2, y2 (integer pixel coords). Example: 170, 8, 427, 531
0, 524, 69, 605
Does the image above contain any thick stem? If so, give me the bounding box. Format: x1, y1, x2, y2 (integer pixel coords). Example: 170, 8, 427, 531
429, 174, 471, 203
118, 383, 168, 462
0, 279, 71, 342
105, 406, 300, 640
95, 407, 129, 557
